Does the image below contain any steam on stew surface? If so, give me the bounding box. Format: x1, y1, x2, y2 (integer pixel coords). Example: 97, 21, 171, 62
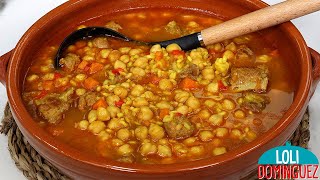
22, 9, 294, 164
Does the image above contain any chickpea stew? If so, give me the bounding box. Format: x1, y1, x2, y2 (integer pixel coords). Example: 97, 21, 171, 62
22, 9, 294, 164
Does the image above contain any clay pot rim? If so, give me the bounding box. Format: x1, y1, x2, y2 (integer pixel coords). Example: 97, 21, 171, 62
6, 0, 312, 174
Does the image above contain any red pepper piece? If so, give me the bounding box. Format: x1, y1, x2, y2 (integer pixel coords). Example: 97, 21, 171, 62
36, 90, 48, 99
112, 68, 124, 75
115, 99, 124, 107
218, 80, 228, 91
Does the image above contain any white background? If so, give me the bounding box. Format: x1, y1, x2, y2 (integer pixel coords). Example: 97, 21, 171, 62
0, 0, 319, 179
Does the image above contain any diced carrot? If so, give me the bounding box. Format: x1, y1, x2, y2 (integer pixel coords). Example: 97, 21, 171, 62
78, 60, 89, 70
218, 80, 228, 91
150, 74, 161, 84
84, 77, 100, 90
92, 98, 108, 110
270, 49, 279, 57
159, 108, 170, 119
89, 62, 104, 74
75, 40, 87, 48
36, 90, 48, 99
179, 77, 199, 90
42, 81, 54, 91
155, 51, 163, 61
171, 50, 185, 56
115, 99, 124, 107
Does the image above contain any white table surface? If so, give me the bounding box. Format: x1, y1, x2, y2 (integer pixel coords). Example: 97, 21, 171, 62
0, 0, 319, 179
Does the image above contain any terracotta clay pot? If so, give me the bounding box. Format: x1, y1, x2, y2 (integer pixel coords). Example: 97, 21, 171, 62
0, 0, 320, 179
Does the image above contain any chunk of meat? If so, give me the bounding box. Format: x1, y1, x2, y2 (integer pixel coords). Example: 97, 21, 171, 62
105, 21, 122, 31
165, 21, 183, 36
33, 88, 75, 124
178, 64, 200, 80
93, 37, 110, 49
241, 92, 271, 113
78, 92, 98, 110
164, 115, 195, 140
60, 53, 80, 72
38, 101, 70, 124
230, 67, 268, 92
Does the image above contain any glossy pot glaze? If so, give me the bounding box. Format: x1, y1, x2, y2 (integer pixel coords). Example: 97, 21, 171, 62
0, 0, 320, 179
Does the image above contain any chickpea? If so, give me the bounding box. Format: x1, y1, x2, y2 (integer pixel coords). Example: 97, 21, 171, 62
108, 50, 121, 62
173, 144, 188, 156
138, 106, 154, 121
114, 60, 126, 70
234, 110, 246, 119
166, 43, 181, 53
112, 138, 124, 147
212, 147, 227, 156
207, 82, 219, 93
129, 48, 143, 56
189, 146, 205, 156
157, 145, 172, 157
88, 110, 98, 123
118, 144, 133, 156
135, 126, 148, 140
225, 42, 237, 52
176, 105, 189, 115
42, 73, 55, 81
131, 85, 145, 96
117, 128, 131, 141
100, 49, 111, 58
113, 86, 128, 99
133, 57, 148, 68
223, 50, 235, 60
118, 47, 132, 54
120, 55, 130, 63
108, 118, 127, 130
133, 97, 149, 107
148, 124, 165, 140
78, 120, 89, 130
204, 99, 216, 108
197, 109, 211, 119
156, 101, 173, 110
107, 106, 121, 118
199, 131, 214, 142
27, 74, 39, 82
183, 137, 197, 146
131, 67, 146, 77
76, 88, 86, 96
98, 130, 111, 141
88, 121, 106, 134
222, 99, 235, 110
186, 96, 200, 109
159, 79, 174, 91
140, 142, 157, 156
150, 44, 162, 53
144, 91, 157, 101
245, 130, 257, 142
231, 129, 242, 139
75, 74, 86, 82
97, 107, 111, 121
106, 95, 120, 106
208, 114, 223, 126
215, 127, 229, 138
202, 67, 215, 80
174, 91, 190, 103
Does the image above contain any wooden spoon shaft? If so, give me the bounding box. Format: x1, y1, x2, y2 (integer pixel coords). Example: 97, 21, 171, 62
201, 0, 320, 45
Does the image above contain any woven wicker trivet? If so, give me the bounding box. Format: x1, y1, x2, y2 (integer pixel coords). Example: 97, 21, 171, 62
0, 103, 310, 180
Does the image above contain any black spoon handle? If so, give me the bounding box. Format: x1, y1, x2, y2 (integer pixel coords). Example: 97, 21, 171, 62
153, 32, 203, 51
